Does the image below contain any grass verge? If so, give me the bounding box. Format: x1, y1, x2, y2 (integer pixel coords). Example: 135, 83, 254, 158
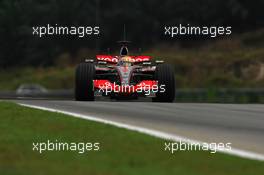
0, 102, 264, 175
0, 67, 74, 90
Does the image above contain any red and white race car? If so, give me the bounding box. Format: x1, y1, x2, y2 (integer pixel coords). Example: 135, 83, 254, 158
75, 43, 175, 102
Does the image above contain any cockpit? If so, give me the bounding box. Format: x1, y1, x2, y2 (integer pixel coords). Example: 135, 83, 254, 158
117, 56, 133, 66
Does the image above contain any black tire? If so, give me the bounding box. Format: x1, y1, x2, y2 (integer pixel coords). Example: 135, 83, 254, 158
152, 64, 175, 102
75, 63, 95, 101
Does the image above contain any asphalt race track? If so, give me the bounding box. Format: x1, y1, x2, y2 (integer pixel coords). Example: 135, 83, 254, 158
13, 99, 264, 156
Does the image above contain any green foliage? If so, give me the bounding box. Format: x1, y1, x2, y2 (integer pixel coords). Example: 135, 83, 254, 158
0, 67, 74, 90
0, 0, 264, 67
1, 39, 264, 90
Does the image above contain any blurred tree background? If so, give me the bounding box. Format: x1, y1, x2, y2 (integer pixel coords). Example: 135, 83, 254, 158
1, 0, 264, 68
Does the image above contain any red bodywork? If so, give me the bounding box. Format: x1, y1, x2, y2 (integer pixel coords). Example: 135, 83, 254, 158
94, 80, 157, 94
94, 55, 157, 95
96, 55, 151, 63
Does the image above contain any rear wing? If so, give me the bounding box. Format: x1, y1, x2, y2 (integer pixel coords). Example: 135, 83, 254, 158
96, 55, 151, 63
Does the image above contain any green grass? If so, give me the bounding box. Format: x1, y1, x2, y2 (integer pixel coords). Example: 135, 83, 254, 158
1, 47, 264, 90
1, 30, 264, 90
0, 67, 75, 90
0, 102, 264, 175
145, 42, 264, 88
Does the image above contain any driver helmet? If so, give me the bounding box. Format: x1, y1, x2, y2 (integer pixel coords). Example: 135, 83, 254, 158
118, 56, 133, 66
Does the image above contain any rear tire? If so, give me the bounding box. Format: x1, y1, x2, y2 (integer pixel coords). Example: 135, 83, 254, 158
75, 63, 95, 101
152, 64, 175, 102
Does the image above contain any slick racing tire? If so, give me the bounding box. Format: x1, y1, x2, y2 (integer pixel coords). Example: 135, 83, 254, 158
75, 63, 95, 101
152, 64, 175, 102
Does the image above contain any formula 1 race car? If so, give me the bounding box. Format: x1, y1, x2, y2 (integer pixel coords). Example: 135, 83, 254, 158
75, 42, 175, 102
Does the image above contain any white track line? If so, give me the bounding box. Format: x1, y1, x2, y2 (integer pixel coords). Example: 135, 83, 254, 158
19, 103, 264, 161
